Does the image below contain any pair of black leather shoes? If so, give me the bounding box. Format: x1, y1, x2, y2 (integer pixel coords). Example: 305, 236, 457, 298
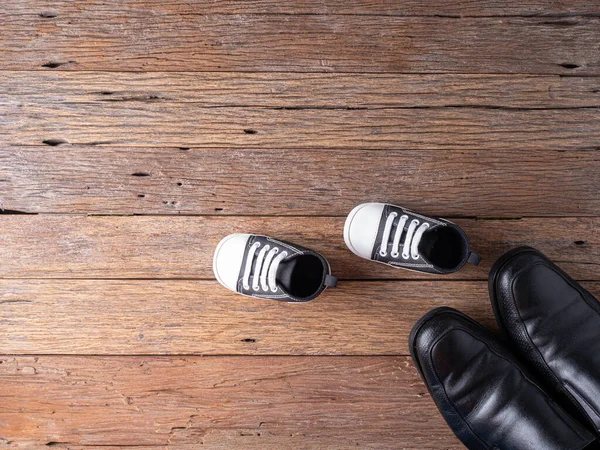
410, 247, 600, 450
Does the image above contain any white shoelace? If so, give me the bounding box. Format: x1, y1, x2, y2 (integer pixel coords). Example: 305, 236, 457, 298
379, 212, 430, 260
242, 242, 288, 293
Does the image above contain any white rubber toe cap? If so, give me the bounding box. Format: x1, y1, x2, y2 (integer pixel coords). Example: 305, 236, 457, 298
344, 203, 385, 259
213, 233, 251, 291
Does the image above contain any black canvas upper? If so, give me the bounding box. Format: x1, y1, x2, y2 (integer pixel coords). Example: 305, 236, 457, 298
490, 246, 600, 436
236, 235, 337, 302
371, 204, 479, 274
410, 307, 597, 450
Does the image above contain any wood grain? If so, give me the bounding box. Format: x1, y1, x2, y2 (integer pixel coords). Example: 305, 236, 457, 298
2, 148, 599, 216
5, 0, 600, 17
0, 216, 598, 281
1, 10, 599, 73
3, 72, 600, 108
2, 1, 599, 448
2, 280, 598, 356
0, 355, 460, 448
5, 103, 600, 148
0, 279, 506, 355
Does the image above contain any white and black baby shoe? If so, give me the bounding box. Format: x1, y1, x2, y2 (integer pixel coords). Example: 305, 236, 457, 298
213, 234, 338, 302
344, 203, 480, 274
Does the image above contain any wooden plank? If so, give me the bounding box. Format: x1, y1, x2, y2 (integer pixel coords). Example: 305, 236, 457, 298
1, 11, 599, 73
0, 279, 502, 355
0, 355, 460, 448
6, 98, 600, 152
3, 72, 600, 108
0, 216, 598, 281
4, 104, 600, 148
6, 0, 600, 17
1, 149, 599, 216
3, 280, 599, 356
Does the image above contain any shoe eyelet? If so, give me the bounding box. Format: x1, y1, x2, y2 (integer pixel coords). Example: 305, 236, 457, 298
390, 251, 399, 258
379, 251, 387, 257
402, 252, 409, 259
243, 284, 250, 290
271, 287, 278, 293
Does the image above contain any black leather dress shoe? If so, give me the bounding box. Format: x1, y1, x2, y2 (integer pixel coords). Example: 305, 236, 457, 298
490, 246, 600, 437
409, 307, 597, 450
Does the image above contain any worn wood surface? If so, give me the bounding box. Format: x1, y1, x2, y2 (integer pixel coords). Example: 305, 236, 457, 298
0, 216, 598, 280
1, 280, 599, 356
2, 0, 600, 447
1, 8, 600, 73
5, 0, 600, 17
3, 72, 600, 108
1, 147, 599, 216
0, 280, 497, 355
4, 105, 600, 149
0, 356, 463, 449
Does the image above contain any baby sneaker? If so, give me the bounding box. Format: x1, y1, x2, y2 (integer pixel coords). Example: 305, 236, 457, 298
344, 203, 480, 274
213, 234, 338, 302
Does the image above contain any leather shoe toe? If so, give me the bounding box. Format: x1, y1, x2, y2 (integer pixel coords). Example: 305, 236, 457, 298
490, 246, 600, 436
410, 306, 596, 450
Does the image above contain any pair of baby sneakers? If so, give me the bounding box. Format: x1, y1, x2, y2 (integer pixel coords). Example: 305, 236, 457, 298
213, 202, 481, 302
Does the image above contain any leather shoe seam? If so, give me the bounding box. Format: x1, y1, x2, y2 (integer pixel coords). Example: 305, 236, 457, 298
565, 381, 600, 432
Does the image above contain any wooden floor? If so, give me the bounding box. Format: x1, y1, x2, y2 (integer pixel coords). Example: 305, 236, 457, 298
1, 1, 599, 448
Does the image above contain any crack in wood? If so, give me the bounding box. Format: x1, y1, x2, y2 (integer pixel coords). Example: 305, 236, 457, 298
0, 300, 33, 305
42, 139, 68, 147
39, 11, 58, 18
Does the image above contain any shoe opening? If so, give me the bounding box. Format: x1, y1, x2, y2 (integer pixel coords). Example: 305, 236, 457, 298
277, 254, 325, 299
418, 226, 467, 270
